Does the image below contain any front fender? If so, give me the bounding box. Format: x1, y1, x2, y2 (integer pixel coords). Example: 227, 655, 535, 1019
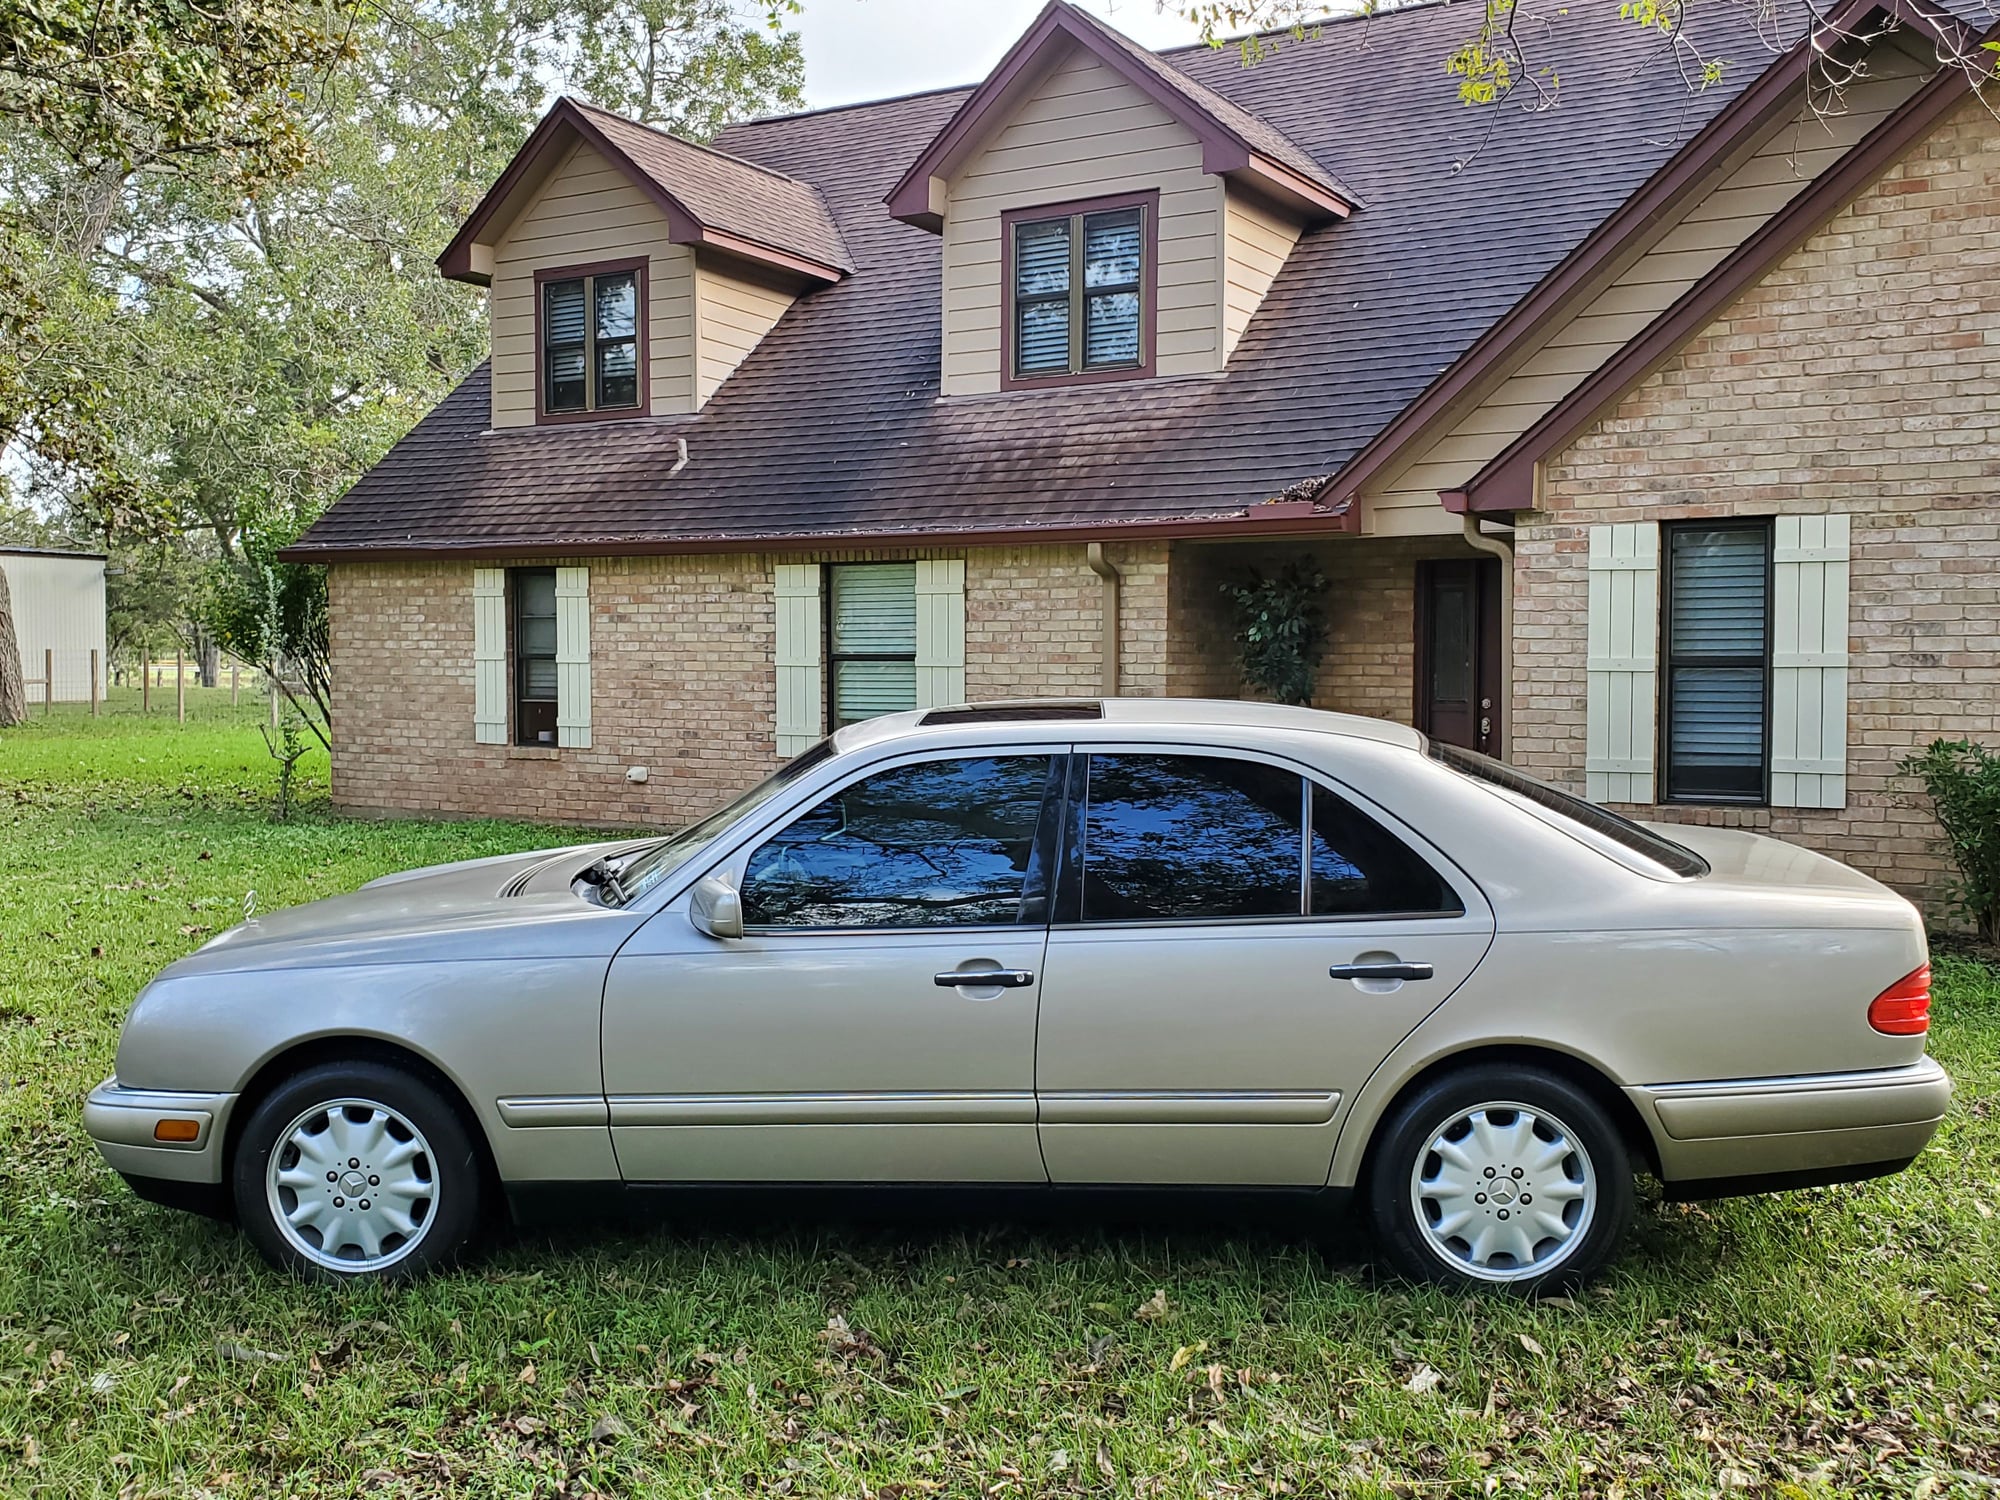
115, 959, 620, 1184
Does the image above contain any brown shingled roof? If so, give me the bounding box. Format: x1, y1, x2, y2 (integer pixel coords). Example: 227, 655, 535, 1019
436, 97, 851, 285
568, 102, 853, 275
292, 0, 1937, 562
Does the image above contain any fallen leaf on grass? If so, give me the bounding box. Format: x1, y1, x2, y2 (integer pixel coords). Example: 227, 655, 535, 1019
1405, 1364, 1444, 1395
1133, 1290, 1171, 1323
589, 1414, 629, 1443
822, 1315, 885, 1366
1170, 1342, 1206, 1372
1517, 1333, 1545, 1356
517, 1361, 536, 1386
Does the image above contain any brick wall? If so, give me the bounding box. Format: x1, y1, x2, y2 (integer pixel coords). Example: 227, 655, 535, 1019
1167, 537, 1484, 721
330, 542, 1172, 826
1515, 95, 2000, 902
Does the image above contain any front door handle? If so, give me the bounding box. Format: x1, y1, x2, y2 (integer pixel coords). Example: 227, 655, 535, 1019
1329, 961, 1434, 982
934, 968, 1036, 989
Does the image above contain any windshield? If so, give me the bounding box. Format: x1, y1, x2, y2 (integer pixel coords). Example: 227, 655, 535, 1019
606, 739, 837, 907
1428, 741, 1710, 879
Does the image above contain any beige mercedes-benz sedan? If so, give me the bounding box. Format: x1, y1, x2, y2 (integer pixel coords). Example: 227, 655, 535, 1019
85, 700, 1949, 1291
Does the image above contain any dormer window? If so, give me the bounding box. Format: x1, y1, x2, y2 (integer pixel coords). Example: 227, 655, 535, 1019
537, 261, 646, 420
1002, 192, 1156, 389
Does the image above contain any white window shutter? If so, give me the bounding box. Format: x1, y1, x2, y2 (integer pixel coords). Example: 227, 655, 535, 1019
554, 566, 591, 750
775, 564, 823, 756
473, 568, 507, 745
914, 559, 967, 709
1771, 514, 1849, 809
1585, 523, 1660, 803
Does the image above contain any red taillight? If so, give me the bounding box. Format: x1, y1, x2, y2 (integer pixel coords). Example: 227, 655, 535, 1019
1869, 964, 1932, 1035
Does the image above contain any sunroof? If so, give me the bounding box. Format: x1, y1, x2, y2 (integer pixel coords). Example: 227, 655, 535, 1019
920, 700, 1104, 725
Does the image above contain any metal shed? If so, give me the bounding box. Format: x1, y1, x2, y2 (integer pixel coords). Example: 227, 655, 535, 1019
1, 547, 109, 703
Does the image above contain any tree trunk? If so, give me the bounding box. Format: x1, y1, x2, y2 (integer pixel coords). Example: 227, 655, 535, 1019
197, 629, 220, 689
0, 567, 26, 727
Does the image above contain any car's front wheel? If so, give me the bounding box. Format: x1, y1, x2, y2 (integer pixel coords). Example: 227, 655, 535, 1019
1366, 1064, 1633, 1294
231, 1060, 483, 1282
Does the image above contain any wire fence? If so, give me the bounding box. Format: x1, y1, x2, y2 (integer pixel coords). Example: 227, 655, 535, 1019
20, 647, 287, 724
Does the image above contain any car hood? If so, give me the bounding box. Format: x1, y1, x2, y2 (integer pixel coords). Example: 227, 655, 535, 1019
164, 840, 648, 974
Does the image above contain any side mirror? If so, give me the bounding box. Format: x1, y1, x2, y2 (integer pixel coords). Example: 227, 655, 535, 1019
689, 874, 744, 940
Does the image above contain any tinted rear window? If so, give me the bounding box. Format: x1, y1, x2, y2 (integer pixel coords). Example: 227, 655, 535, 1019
1081, 754, 1301, 920
1429, 742, 1710, 879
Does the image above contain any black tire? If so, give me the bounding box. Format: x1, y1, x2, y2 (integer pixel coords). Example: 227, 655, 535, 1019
231, 1060, 483, 1283
1366, 1063, 1633, 1295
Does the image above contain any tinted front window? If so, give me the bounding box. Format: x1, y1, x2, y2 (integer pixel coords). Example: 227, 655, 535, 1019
1081, 755, 1302, 921
742, 756, 1057, 928
1310, 783, 1462, 917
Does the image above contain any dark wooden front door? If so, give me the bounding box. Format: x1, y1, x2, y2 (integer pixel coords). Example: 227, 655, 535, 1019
1416, 559, 1501, 756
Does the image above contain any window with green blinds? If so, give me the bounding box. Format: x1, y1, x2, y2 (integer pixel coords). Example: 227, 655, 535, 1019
829, 563, 918, 726
1663, 522, 1770, 802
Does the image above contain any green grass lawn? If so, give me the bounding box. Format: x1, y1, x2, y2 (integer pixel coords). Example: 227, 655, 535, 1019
3, 706, 1997, 1498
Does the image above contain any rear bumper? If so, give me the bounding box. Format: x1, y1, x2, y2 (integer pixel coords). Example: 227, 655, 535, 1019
1627, 1056, 1950, 1188
84, 1077, 237, 1187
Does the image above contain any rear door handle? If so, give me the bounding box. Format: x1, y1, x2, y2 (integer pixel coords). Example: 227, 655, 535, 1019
1329, 962, 1434, 982
934, 969, 1036, 988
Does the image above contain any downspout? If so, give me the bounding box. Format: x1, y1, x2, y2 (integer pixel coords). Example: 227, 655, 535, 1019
1459, 516, 1514, 758
1085, 542, 1120, 699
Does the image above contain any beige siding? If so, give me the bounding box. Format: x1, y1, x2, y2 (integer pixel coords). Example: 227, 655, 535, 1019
1361, 36, 1932, 536
694, 255, 795, 407
939, 43, 1224, 396
1221, 186, 1302, 362
488, 141, 696, 427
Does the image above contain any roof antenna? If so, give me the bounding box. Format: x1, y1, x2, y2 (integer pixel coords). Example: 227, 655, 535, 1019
670, 437, 689, 475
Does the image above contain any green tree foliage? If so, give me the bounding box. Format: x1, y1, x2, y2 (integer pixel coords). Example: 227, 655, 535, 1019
2, 0, 804, 740
0, 0, 354, 177
1219, 562, 1330, 707
1900, 739, 2000, 944
1174, 0, 1997, 113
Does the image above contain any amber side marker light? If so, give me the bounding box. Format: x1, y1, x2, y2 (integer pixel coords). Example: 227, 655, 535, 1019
153, 1119, 201, 1143
1869, 964, 1932, 1036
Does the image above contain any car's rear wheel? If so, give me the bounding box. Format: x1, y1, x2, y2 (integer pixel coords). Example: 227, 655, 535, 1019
1367, 1064, 1633, 1294
231, 1060, 482, 1282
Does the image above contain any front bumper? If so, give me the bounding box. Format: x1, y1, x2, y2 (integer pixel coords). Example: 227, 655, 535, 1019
83, 1077, 238, 1186
1628, 1056, 1951, 1191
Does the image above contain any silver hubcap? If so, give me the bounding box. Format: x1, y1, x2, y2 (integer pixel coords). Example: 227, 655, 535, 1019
1410, 1100, 1596, 1283
266, 1097, 437, 1271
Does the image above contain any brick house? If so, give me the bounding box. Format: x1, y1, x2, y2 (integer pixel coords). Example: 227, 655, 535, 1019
287, 0, 1999, 904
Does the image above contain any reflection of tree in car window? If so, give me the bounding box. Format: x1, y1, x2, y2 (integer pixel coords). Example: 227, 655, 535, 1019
744, 757, 1056, 928
1082, 756, 1303, 920
1310, 783, 1462, 917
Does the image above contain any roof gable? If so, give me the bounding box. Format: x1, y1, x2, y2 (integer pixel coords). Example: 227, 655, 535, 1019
883, 0, 1358, 231
289, 0, 1986, 562
438, 97, 852, 287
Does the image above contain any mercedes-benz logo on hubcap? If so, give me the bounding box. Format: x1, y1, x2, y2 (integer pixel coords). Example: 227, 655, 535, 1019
340, 1170, 369, 1197
1489, 1180, 1516, 1206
